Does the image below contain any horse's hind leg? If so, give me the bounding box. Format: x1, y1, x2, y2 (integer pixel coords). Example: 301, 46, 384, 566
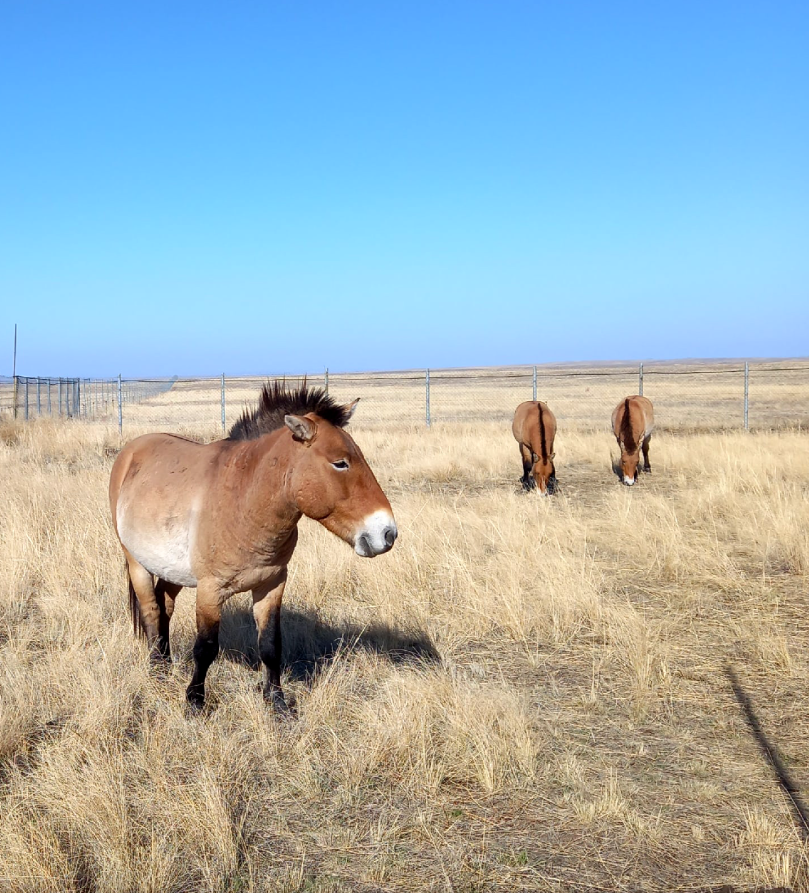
125, 551, 156, 639
154, 579, 182, 662
125, 552, 182, 667
642, 435, 652, 473
252, 568, 289, 713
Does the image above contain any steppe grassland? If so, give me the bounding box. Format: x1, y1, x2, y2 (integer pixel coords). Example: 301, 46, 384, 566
1, 415, 809, 892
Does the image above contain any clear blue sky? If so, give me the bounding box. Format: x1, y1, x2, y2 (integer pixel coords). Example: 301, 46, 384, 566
2, 1, 807, 377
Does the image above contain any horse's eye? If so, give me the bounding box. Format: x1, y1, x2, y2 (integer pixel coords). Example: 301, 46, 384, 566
331, 459, 349, 471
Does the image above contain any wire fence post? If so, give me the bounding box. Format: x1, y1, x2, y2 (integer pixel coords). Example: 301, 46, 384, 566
24, 377, 29, 420
47, 379, 52, 415
532, 365, 537, 401
221, 374, 226, 435
744, 362, 749, 431
12, 376, 18, 419
639, 362, 644, 396
324, 367, 329, 395
117, 374, 123, 436
425, 368, 431, 428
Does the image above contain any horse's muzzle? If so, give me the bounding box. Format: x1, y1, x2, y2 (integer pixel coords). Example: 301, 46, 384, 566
354, 510, 398, 557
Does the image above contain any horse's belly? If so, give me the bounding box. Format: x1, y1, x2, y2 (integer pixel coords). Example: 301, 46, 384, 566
117, 503, 199, 587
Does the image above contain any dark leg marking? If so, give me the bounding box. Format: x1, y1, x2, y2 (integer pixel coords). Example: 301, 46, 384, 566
186, 621, 220, 710
153, 579, 181, 665
642, 436, 652, 473
258, 605, 288, 712
253, 571, 291, 715
519, 445, 534, 491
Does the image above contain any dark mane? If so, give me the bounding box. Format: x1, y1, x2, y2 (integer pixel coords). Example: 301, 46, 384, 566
227, 381, 353, 441
537, 402, 548, 462
621, 397, 636, 453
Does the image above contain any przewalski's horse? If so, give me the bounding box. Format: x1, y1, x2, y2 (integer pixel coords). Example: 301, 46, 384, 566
512, 401, 557, 494
611, 395, 654, 486
109, 382, 397, 711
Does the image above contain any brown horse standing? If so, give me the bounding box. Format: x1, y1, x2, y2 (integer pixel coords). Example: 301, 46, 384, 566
512, 401, 557, 494
611, 395, 654, 485
109, 383, 397, 711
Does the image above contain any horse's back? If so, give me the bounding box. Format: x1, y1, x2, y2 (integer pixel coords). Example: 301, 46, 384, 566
635, 396, 654, 434
512, 401, 533, 443
612, 396, 654, 440
110, 433, 209, 509
111, 433, 225, 587
512, 401, 556, 450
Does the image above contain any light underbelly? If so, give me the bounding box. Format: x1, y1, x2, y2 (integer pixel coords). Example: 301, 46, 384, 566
118, 502, 198, 587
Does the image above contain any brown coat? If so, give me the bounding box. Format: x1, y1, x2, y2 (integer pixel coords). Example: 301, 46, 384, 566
512, 401, 557, 494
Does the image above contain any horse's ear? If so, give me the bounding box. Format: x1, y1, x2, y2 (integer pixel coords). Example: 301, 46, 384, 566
285, 414, 317, 443
344, 398, 360, 420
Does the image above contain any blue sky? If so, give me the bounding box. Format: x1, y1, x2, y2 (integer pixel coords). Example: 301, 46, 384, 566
1, 1, 807, 376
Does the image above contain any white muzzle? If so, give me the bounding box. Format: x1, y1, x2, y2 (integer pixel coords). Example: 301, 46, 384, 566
354, 510, 398, 557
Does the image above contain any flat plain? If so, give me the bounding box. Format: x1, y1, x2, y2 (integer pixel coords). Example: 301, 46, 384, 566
1, 397, 809, 891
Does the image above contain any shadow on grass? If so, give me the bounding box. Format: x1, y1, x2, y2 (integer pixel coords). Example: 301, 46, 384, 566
218, 602, 440, 681
726, 663, 809, 844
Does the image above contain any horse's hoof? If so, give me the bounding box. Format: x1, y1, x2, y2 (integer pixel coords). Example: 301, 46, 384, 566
185, 686, 206, 713
266, 688, 297, 718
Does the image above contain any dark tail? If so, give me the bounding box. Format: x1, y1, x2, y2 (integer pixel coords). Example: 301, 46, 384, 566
127, 564, 144, 639
621, 397, 636, 452
537, 402, 548, 462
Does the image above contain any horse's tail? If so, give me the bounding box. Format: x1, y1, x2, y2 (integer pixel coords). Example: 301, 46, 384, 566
537, 402, 548, 462
127, 564, 144, 639
621, 397, 636, 452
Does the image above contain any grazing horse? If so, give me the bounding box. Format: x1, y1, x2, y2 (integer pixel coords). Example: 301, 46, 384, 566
611, 395, 654, 486
512, 401, 557, 494
109, 383, 397, 711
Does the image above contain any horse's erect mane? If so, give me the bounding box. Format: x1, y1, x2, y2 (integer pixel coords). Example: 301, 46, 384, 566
537, 402, 548, 462
621, 397, 636, 453
227, 381, 353, 441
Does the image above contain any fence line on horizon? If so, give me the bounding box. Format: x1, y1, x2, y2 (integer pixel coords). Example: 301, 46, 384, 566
2, 360, 809, 436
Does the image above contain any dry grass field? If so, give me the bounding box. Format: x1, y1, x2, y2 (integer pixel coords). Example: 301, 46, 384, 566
1, 409, 809, 891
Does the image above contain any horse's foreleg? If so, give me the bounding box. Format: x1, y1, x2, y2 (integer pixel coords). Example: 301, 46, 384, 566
252, 568, 289, 713
519, 444, 534, 490
186, 582, 221, 710
642, 435, 652, 473
154, 579, 182, 663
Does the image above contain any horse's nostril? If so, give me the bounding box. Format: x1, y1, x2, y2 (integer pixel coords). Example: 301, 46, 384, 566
384, 526, 397, 547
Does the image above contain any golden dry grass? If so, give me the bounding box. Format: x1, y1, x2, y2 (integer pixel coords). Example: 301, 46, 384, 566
1, 414, 809, 891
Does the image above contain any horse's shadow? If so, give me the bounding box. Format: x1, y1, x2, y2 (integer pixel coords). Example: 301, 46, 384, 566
217, 602, 440, 681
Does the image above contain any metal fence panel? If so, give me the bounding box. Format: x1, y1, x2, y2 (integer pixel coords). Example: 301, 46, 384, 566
4, 361, 809, 436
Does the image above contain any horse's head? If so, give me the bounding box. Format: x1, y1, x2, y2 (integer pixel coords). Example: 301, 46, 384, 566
532, 453, 556, 495
283, 405, 397, 557
618, 446, 639, 486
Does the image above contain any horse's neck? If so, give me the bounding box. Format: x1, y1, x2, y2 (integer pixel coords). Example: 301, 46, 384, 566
231, 435, 302, 541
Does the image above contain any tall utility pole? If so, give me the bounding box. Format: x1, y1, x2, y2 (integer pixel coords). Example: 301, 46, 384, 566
12, 324, 18, 419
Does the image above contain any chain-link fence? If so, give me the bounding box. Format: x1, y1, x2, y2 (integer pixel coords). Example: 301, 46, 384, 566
3, 361, 809, 436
